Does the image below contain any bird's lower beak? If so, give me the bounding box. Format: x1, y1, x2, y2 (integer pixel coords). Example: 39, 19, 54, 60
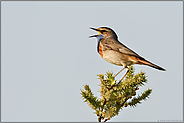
89, 27, 101, 38
89, 35, 98, 38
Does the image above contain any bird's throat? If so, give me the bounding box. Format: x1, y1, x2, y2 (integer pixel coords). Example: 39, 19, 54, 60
96, 34, 104, 57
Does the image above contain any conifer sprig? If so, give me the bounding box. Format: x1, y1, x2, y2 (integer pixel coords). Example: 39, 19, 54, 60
80, 66, 152, 122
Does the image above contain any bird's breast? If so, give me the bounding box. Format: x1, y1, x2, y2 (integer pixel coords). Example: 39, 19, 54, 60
97, 42, 137, 66
98, 48, 132, 66
98, 42, 103, 58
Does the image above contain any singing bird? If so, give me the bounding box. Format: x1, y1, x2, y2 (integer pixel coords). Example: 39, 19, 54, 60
89, 27, 166, 81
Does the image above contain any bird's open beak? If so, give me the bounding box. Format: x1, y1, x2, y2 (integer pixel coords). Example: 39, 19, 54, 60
89, 27, 101, 38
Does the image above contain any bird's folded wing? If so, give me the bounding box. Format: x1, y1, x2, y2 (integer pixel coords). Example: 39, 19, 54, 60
102, 38, 141, 57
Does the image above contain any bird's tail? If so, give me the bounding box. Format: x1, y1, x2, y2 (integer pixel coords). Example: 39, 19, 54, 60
137, 57, 166, 71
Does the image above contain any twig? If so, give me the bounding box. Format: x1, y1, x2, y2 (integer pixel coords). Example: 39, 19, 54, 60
103, 118, 108, 122
99, 98, 106, 122
121, 98, 128, 107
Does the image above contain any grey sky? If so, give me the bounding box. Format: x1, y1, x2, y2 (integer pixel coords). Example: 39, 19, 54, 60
1, 1, 183, 122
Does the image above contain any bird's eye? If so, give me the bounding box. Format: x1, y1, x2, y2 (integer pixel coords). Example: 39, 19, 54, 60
101, 30, 107, 33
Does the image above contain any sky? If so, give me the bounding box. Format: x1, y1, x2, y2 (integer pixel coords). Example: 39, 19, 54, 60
1, 1, 183, 122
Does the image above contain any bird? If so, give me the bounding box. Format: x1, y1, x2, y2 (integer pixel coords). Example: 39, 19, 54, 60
89, 27, 166, 82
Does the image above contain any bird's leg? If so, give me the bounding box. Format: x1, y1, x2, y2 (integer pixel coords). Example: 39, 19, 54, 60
117, 67, 129, 84
114, 63, 127, 78
114, 67, 125, 78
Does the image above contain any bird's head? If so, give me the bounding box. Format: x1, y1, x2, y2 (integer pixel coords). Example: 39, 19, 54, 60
89, 27, 118, 40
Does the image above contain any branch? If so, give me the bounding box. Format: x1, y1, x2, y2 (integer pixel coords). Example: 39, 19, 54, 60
98, 98, 106, 122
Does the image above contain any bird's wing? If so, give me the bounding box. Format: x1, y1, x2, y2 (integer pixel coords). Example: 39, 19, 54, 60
101, 38, 141, 57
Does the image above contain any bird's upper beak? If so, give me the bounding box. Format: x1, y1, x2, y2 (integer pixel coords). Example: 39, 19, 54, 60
89, 27, 101, 38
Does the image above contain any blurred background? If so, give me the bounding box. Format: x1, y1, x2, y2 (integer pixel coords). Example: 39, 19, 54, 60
1, 1, 183, 122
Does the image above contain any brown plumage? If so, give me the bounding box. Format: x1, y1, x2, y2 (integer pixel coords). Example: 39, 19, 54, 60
89, 27, 166, 81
